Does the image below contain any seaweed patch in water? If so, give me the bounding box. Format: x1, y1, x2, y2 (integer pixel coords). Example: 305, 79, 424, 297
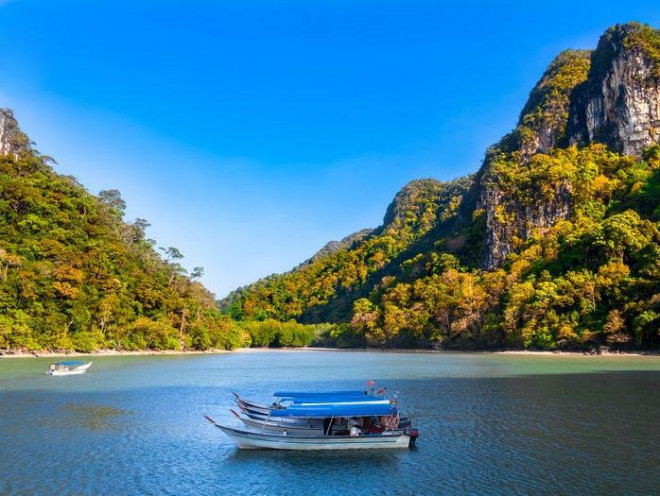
60, 404, 132, 431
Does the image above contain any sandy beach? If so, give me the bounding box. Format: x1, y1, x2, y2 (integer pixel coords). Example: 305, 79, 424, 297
1, 346, 656, 359
0, 348, 233, 359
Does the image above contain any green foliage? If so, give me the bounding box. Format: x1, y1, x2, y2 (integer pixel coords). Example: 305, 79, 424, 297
7, 22, 660, 354
222, 177, 474, 322
225, 144, 660, 351
343, 145, 660, 349
223, 26, 660, 351
0, 150, 242, 352
233, 319, 320, 348
621, 22, 660, 78
516, 49, 591, 151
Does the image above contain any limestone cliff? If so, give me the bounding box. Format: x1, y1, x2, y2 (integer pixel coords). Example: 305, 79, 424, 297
481, 23, 660, 269
509, 50, 592, 157
0, 109, 30, 157
480, 51, 591, 268
567, 23, 660, 157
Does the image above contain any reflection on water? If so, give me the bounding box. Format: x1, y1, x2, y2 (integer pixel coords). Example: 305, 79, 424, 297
0, 351, 659, 495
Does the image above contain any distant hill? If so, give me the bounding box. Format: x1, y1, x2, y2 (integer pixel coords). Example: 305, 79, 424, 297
221, 23, 660, 350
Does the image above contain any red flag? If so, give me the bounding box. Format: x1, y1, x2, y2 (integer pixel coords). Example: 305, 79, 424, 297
377, 387, 387, 395
366, 380, 375, 387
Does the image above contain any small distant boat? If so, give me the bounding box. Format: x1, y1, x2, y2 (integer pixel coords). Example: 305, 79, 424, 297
46, 361, 92, 376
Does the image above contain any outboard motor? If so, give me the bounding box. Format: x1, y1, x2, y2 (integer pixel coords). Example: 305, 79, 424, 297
405, 428, 419, 448
399, 416, 412, 429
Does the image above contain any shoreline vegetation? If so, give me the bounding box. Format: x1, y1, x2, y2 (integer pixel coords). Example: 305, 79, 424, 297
1, 346, 658, 359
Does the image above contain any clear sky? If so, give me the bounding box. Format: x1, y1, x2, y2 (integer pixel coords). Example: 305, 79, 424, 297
0, 1, 658, 298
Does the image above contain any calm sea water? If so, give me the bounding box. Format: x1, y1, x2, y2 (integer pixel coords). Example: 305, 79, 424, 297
1, 351, 659, 495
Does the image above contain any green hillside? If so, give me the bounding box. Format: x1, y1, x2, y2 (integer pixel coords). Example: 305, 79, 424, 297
221, 176, 474, 323
223, 23, 660, 350
0, 142, 236, 351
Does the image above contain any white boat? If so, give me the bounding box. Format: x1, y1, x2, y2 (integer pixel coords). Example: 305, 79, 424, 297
46, 361, 92, 376
206, 418, 416, 450
207, 392, 419, 450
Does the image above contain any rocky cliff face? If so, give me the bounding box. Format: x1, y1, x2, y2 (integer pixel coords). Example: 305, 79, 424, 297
0, 109, 29, 157
479, 51, 591, 268
567, 23, 660, 157
481, 173, 573, 269
481, 23, 660, 269
512, 50, 592, 157
222, 22, 660, 327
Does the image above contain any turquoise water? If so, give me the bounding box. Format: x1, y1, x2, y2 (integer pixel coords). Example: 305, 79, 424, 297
1, 351, 659, 495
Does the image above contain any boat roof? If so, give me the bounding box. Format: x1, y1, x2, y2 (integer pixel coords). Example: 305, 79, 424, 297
55, 360, 87, 365
269, 401, 397, 418
294, 399, 392, 407
291, 395, 381, 405
274, 390, 368, 399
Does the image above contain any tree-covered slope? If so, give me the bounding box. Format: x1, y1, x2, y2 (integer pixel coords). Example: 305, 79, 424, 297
224, 22, 660, 350
0, 110, 244, 351
222, 177, 474, 323
350, 144, 660, 349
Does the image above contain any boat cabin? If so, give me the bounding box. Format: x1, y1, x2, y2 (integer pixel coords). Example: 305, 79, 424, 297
322, 415, 400, 436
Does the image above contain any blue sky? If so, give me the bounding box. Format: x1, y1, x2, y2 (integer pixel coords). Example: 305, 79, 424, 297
0, 1, 659, 297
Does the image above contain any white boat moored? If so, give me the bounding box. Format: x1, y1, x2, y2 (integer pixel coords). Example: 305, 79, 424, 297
207, 389, 419, 450
207, 418, 415, 450
46, 360, 92, 376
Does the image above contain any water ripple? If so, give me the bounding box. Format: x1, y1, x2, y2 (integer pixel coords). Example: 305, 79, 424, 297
1, 352, 659, 495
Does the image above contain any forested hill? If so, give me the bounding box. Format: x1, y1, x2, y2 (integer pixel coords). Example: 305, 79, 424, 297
0, 109, 246, 351
222, 22, 660, 350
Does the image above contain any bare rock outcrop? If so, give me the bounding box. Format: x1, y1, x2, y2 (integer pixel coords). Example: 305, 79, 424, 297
479, 50, 591, 268
481, 23, 660, 269
567, 23, 660, 157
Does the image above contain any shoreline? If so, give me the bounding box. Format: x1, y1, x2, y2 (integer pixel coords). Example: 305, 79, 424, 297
0, 346, 658, 359
0, 348, 233, 359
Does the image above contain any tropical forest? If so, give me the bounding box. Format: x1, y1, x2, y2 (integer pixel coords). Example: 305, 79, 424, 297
2, 22, 660, 352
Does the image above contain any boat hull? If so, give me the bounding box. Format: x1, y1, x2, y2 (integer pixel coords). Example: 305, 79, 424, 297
238, 404, 313, 425
236, 399, 273, 416
47, 362, 92, 376
238, 417, 322, 436
217, 425, 411, 450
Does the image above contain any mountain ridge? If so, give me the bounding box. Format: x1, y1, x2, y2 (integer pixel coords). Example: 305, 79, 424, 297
223, 22, 660, 350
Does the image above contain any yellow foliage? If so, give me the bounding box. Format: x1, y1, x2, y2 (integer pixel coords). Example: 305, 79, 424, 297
592, 174, 611, 195
630, 181, 644, 194
54, 265, 84, 284
53, 281, 80, 299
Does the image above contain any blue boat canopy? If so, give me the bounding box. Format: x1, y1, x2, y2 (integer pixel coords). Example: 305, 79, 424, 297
274, 390, 368, 399
291, 396, 382, 406
292, 398, 392, 407
56, 360, 87, 366
269, 402, 397, 418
